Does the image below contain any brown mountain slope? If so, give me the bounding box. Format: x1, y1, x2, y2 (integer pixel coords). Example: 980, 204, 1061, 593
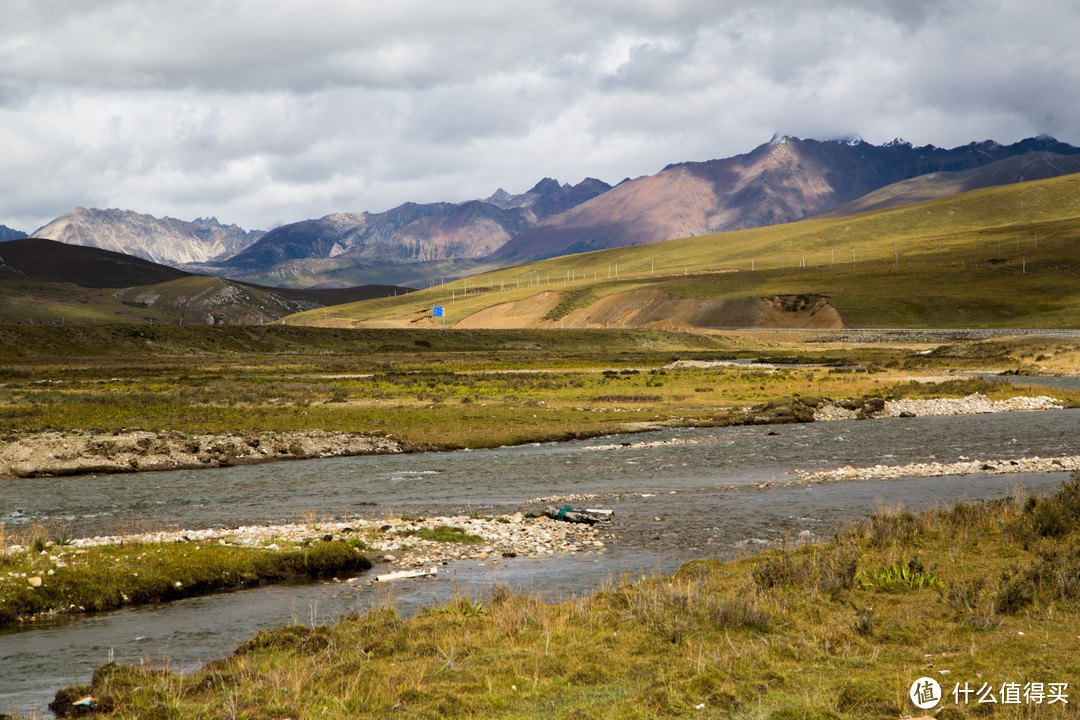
493, 136, 1080, 263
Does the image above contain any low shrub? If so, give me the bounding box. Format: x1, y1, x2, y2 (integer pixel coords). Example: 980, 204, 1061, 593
856, 557, 944, 590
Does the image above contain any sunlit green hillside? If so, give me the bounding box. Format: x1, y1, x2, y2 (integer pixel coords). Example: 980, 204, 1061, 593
289, 173, 1080, 329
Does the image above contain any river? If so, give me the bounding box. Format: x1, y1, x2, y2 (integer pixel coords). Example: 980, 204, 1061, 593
3, 408, 1079, 716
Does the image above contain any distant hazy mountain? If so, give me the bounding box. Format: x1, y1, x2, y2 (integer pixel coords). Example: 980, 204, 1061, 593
32, 208, 264, 266
815, 150, 1080, 218
492, 135, 1080, 262
216, 177, 611, 273
0, 224, 27, 242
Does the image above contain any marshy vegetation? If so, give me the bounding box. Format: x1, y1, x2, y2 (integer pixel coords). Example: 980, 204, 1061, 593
1, 325, 1076, 453
52, 475, 1080, 718
0, 523, 370, 626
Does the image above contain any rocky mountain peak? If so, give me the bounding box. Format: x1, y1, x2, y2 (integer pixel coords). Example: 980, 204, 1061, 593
529, 177, 563, 194
0, 223, 27, 242
32, 208, 264, 266
485, 188, 515, 206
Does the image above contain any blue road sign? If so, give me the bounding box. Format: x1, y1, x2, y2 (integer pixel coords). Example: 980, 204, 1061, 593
433, 306, 444, 317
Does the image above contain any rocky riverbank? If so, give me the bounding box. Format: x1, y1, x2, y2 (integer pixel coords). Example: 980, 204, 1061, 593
793, 455, 1080, 485
10, 513, 604, 570
812, 392, 1062, 421
0, 429, 403, 479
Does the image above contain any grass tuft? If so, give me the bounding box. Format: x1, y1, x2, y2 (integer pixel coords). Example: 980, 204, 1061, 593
395, 525, 484, 544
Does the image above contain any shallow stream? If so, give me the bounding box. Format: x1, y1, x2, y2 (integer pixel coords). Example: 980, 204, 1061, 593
3, 409, 1079, 716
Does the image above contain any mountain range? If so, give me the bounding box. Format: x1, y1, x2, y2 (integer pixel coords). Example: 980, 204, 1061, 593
491, 135, 1080, 262
200, 177, 612, 283
13, 135, 1080, 289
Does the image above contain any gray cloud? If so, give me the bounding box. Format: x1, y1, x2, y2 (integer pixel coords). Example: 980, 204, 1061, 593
2, 0, 1079, 232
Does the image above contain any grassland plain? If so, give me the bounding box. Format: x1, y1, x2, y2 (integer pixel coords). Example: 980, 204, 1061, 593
289, 173, 1080, 330
46, 475, 1080, 719
2, 326, 1079, 462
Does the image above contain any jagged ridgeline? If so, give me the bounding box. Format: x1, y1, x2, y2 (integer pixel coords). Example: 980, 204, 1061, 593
20, 136, 1080, 291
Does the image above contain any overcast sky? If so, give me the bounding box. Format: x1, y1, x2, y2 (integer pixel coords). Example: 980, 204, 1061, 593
1, 0, 1077, 232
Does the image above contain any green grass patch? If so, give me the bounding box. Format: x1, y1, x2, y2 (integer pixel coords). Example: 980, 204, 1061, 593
541, 287, 599, 322
0, 538, 370, 625
855, 557, 945, 590
395, 525, 484, 543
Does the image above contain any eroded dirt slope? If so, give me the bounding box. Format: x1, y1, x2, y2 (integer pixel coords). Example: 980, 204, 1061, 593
456, 288, 845, 330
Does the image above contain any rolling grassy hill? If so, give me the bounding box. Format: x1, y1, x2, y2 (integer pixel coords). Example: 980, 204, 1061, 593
286, 172, 1080, 330
0, 238, 411, 325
